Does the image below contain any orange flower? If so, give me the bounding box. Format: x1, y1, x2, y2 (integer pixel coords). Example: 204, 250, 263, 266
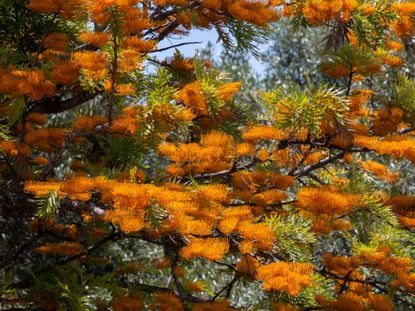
78, 31, 111, 47
180, 237, 229, 261
255, 262, 313, 296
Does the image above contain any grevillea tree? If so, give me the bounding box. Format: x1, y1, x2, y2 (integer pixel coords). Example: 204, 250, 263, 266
1, 0, 415, 310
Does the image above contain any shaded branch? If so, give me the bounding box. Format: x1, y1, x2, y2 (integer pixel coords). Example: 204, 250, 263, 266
193, 159, 258, 180
149, 41, 202, 54
293, 151, 346, 178
31, 90, 100, 114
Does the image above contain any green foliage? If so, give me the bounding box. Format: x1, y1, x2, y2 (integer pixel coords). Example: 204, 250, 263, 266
283, 274, 334, 308
320, 44, 378, 72
146, 67, 176, 107
266, 209, 316, 262
0, 0, 84, 65
0, 123, 14, 140
88, 134, 145, 171
194, 58, 226, 116
392, 74, 415, 120
350, 4, 398, 47
7, 97, 26, 126
35, 191, 61, 220
26, 264, 119, 311
262, 83, 348, 134
215, 19, 270, 57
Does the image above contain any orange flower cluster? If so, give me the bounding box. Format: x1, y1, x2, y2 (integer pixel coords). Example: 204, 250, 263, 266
112, 295, 143, 311
180, 237, 229, 261
109, 106, 141, 134
322, 249, 415, 303
347, 89, 372, 119
227, 1, 280, 26
255, 262, 314, 296
32, 242, 84, 256
175, 81, 209, 116
242, 125, 288, 142
360, 160, 398, 183
372, 107, 404, 136
295, 187, 363, 233
392, 272, 415, 292
25, 181, 63, 197
26, 0, 82, 18
78, 31, 112, 47
43, 33, 70, 51
324, 247, 413, 280
323, 253, 362, 277
25, 176, 96, 201
296, 187, 362, 216
123, 37, 156, 52
149, 292, 183, 311
73, 51, 109, 80
0, 68, 55, 101
218, 82, 242, 102
237, 221, 276, 250
158, 130, 236, 175
391, 3, 415, 38
353, 135, 415, 164
386, 195, 415, 228
73, 115, 108, 132
2, 141, 30, 162
24, 128, 66, 152
316, 292, 393, 311
51, 60, 80, 84
298, 0, 357, 25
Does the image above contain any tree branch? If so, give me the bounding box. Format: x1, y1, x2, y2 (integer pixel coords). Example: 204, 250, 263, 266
31, 90, 100, 114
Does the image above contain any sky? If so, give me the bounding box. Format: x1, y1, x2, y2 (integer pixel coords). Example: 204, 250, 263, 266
151, 28, 267, 75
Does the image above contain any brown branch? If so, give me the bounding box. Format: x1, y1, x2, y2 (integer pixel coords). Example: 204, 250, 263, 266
293, 151, 346, 178
11, 229, 119, 290
149, 41, 202, 53
31, 90, 100, 114
193, 159, 258, 180
108, 35, 119, 123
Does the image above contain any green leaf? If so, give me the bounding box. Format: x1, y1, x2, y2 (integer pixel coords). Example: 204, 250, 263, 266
8, 97, 26, 125
35, 190, 61, 219
266, 209, 316, 262
147, 67, 176, 106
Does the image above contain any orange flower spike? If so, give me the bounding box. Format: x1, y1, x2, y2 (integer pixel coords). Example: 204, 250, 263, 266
150, 292, 184, 311
43, 33, 70, 51
32, 242, 84, 256
236, 255, 260, 276
236, 221, 276, 250
227, 1, 280, 26
24, 181, 63, 197
175, 81, 209, 116
243, 125, 288, 142
198, 184, 229, 203
217, 217, 239, 235
112, 296, 144, 311
255, 262, 314, 296
78, 31, 111, 47
296, 187, 363, 216
360, 160, 398, 183
26, 0, 59, 13
51, 60, 80, 84
218, 82, 242, 102
180, 237, 229, 261
32, 157, 49, 166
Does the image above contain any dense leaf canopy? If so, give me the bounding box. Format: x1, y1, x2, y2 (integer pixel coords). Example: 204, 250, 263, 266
1, 1, 415, 310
